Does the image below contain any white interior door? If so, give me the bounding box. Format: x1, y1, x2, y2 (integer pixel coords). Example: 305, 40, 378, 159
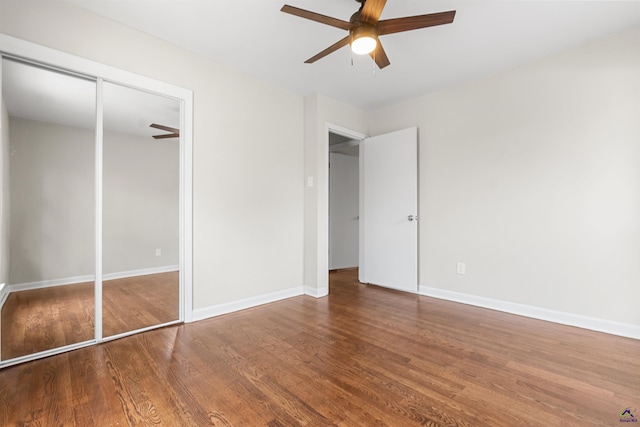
359, 127, 418, 292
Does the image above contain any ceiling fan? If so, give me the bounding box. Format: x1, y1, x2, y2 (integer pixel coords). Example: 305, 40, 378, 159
281, 0, 456, 69
150, 123, 180, 139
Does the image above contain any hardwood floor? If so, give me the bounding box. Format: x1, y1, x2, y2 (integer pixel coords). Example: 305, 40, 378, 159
1, 271, 179, 360
1, 269, 638, 426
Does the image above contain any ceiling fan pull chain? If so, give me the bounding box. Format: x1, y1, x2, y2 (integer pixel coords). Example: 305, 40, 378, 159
350, 33, 354, 66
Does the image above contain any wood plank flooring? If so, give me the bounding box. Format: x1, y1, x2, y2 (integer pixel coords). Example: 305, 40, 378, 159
1, 271, 179, 360
1, 268, 639, 426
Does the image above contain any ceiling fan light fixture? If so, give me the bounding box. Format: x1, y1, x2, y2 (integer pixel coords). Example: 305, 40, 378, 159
351, 25, 377, 55
281, 2, 456, 69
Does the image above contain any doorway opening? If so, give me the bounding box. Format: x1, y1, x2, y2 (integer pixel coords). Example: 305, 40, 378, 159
328, 131, 360, 274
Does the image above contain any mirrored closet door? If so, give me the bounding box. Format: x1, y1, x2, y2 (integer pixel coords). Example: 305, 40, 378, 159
1, 58, 96, 360
0, 40, 190, 367
101, 82, 180, 338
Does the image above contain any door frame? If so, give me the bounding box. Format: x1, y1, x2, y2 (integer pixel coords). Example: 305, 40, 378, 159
0, 34, 193, 367
320, 123, 367, 293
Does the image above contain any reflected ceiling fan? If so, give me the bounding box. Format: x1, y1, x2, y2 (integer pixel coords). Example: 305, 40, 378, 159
281, 0, 456, 69
150, 123, 179, 139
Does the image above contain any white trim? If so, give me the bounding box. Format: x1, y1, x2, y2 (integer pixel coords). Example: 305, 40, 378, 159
101, 319, 182, 342
0, 283, 8, 309
95, 77, 104, 341
327, 123, 368, 141
7, 265, 180, 293
419, 286, 640, 340
180, 93, 194, 323
304, 285, 328, 298
192, 286, 304, 322
0, 339, 95, 369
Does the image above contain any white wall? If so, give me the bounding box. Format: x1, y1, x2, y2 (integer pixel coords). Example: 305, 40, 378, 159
0, 94, 9, 285
304, 93, 368, 295
329, 152, 359, 270
0, 0, 304, 310
368, 27, 640, 327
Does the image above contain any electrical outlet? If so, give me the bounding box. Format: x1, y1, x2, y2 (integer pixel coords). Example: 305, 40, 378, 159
156, 248, 162, 256
456, 262, 466, 275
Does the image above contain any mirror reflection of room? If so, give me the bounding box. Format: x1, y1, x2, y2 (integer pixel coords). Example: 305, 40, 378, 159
0, 58, 96, 360
0, 59, 181, 362
101, 82, 180, 338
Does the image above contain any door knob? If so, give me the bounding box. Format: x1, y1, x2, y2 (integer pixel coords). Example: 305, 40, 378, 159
408, 215, 418, 222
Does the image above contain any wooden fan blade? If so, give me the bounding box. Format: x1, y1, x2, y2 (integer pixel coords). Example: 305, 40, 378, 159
150, 123, 179, 134
150, 123, 180, 139
377, 10, 456, 36
360, 0, 387, 25
152, 133, 179, 139
305, 36, 351, 63
370, 41, 390, 69
281, 5, 351, 30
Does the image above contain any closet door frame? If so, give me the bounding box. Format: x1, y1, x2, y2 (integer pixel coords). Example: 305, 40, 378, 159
0, 34, 193, 367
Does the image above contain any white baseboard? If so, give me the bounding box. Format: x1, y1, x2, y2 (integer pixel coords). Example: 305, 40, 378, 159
419, 286, 640, 340
305, 286, 328, 298
8, 265, 179, 293
192, 286, 304, 322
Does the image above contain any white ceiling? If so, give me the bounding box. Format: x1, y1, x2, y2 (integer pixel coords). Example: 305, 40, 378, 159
63, 0, 640, 111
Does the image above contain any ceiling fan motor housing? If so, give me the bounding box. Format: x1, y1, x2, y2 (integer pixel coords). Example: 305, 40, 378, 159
350, 23, 378, 40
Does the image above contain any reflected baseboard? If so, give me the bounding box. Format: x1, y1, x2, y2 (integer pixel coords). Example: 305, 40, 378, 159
7, 265, 180, 294
103, 265, 180, 281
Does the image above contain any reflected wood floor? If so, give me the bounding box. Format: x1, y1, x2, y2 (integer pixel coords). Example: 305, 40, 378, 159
103, 271, 180, 337
1, 271, 179, 360
1, 269, 639, 426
